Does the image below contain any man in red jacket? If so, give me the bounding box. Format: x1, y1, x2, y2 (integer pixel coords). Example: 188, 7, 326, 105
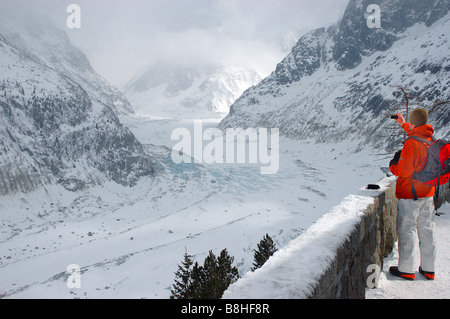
389, 108, 436, 281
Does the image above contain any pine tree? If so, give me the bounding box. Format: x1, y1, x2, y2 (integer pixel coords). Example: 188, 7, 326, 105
200, 249, 239, 299
251, 234, 278, 271
217, 249, 239, 294
189, 261, 204, 299
170, 248, 239, 299
201, 250, 221, 299
170, 250, 194, 299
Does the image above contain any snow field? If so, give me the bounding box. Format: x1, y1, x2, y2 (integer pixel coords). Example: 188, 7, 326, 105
0, 117, 386, 298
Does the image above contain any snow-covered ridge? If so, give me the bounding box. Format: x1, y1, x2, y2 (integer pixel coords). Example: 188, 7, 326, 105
0, 14, 154, 195
220, 0, 450, 152
0, 13, 134, 115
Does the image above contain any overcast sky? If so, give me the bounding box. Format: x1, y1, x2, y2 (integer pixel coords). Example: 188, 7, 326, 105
2, 0, 349, 88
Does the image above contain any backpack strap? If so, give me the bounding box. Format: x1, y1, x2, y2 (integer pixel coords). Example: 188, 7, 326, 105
407, 136, 433, 145
411, 183, 418, 201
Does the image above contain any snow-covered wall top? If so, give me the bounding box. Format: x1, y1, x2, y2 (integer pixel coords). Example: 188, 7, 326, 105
222, 177, 397, 299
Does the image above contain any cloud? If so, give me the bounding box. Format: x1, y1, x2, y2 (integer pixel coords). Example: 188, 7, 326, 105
0, 0, 350, 88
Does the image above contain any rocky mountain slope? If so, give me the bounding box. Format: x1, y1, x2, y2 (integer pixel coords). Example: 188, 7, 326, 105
220, 0, 450, 152
0, 14, 154, 196
124, 63, 262, 118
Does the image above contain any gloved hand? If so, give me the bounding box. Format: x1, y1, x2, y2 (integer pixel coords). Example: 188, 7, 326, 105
389, 150, 402, 167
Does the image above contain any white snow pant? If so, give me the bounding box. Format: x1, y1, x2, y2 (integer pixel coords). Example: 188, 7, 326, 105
397, 197, 436, 274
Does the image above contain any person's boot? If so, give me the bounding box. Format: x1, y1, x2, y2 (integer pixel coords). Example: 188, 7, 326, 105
389, 266, 415, 280
419, 267, 435, 280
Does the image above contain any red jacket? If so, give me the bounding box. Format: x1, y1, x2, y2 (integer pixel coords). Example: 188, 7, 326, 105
390, 124, 435, 199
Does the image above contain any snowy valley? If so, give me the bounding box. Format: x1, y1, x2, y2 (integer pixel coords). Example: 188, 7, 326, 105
0, 114, 386, 298
1, 0, 450, 299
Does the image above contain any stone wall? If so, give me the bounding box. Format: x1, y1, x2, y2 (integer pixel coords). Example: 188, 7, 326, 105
223, 178, 450, 299
309, 180, 450, 299
435, 181, 450, 211
309, 178, 398, 299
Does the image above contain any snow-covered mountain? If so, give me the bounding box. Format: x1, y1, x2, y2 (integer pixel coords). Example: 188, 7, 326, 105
0, 14, 154, 195
220, 0, 450, 152
124, 64, 262, 118
2, 0, 450, 300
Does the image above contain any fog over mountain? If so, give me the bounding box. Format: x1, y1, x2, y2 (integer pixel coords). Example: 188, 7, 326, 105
0, 0, 349, 88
